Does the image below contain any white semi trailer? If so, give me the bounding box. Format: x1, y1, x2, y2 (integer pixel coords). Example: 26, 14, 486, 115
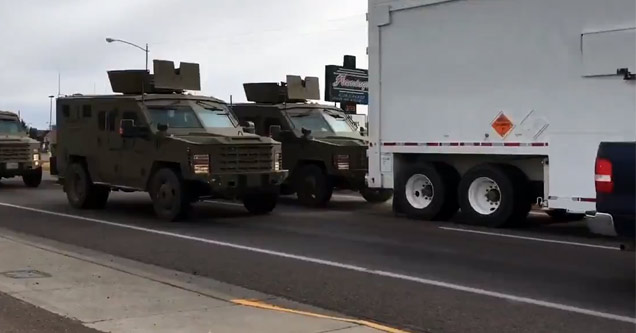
366, 0, 636, 227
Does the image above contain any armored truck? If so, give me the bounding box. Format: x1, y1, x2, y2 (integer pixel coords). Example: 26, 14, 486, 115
0, 111, 43, 187
55, 60, 287, 220
232, 76, 392, 207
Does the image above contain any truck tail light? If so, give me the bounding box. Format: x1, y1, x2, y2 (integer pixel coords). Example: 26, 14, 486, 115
595, 158, 613, 193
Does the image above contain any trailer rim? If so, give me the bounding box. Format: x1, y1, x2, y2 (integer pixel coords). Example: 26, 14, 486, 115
468, 177, 501, 215
405, 174, 434, 209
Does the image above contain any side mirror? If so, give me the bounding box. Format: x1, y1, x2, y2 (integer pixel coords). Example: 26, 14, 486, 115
269, 125, 282, 139
157, 123, 168, 132
119, 119, 136, 138
243, 121, 256, 134
359, 126, 367, 136
301, 127, 312, 140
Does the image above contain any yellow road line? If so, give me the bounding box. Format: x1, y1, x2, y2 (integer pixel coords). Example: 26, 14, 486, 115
232, 299, 409, 333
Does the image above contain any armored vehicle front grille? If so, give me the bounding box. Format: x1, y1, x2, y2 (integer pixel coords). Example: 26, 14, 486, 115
217, 145, 273, 173
0, 143, 30, 162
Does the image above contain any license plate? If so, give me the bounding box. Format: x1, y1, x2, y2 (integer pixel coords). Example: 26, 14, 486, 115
5, 162, 18, 170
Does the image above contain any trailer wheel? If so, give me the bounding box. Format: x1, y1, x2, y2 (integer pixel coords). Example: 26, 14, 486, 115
458, 164, 529, 227
148, 168, 190, 221
396, 163, 459, 221
243, 192, 278, 215
295, 165, 333, 207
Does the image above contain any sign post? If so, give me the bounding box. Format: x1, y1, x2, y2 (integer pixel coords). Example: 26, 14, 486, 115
325, 55, 368, 114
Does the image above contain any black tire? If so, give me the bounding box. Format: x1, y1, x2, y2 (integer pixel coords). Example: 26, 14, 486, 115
458, 164, 529, 228
243, 192, 278, 215
295, 165, 333, 207
394, 163, 459, 221
64, 163, 97, 209
546, 209, 585, 222
148, 168, 190, 221
90, 185, 110, 209
22, 168, 42, 188
360, 188, 393, 204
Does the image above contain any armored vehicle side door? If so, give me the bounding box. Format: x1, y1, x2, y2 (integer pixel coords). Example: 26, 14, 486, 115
119, 107, 154, 189
268, 114, 301, 173
94, 105, 122, 184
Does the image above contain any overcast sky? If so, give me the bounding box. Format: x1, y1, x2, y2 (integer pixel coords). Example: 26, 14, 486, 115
0, 0, 368, 128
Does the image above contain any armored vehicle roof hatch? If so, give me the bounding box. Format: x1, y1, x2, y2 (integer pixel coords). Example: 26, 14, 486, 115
108, 60, 201, 95
243, 75, 320, 104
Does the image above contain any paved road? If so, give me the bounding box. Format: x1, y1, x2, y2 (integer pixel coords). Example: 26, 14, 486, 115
0, 175, 633, 333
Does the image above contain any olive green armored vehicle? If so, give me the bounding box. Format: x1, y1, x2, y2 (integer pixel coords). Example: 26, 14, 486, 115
232, 76, 392, 207
55, 60, 287, 220
0, 110, 43, 187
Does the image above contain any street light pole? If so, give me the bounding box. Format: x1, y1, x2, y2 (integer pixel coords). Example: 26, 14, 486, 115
105, 37, 149, 72
48, 95, 54, 130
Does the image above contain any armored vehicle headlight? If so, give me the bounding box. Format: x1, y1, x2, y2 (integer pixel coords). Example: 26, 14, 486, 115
193, 154, 210, 174
33, 153, 40, 161
334, 154, 350, 170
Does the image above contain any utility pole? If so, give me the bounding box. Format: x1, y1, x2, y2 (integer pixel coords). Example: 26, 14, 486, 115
48, 95, 55, 130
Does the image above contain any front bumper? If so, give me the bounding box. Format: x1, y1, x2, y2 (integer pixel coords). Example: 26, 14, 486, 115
192, 170, 288, 199
0, 161, 41, 177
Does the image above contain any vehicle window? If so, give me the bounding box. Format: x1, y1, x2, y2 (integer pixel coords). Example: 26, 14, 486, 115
107, 110, 118, 132
0, 119, 21, 134
289, 113, 332, 133
198, 108, 235, 128
62, 105, 70, 118
148, 106, 202, 129
98, 111, 106, 131
324, 112, 355, 132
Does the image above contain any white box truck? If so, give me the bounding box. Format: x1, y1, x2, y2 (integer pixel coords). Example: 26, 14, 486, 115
367, 0, 636, 227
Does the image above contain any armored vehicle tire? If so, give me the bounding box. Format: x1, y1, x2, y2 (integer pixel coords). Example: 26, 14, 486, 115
149, 168, 190, 221
243, 192, 278, 215
295, 165, 333, 207
22, 168, 43, 188
360, 188, 393, 204
458, 164, 530, 228
65, 163, 109, 209
395, 163, 459, 221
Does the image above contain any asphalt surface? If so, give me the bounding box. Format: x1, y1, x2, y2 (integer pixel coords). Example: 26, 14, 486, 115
0, 174, 634, 333
0, 291, 100, 333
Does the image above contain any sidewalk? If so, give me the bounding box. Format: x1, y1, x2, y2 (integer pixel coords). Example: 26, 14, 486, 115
0, 230, 399, 333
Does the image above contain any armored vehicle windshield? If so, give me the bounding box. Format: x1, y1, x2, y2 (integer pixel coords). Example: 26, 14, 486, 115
145, 99, 238, 131
287, 108, 358, 134
0, 117, 22, 134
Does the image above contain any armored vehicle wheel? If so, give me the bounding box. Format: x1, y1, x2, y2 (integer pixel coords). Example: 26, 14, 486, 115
295, 165, 333, 207
65, 162, 108, 209
22, 168, 42, 188
243, 192, 278, 215
149, 168, 190, 221
360, 188, 393, 204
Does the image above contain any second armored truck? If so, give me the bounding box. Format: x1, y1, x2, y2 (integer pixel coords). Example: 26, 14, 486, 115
55, 60, 287, 220
233, 76, 393, 207
0, 111, 43, 187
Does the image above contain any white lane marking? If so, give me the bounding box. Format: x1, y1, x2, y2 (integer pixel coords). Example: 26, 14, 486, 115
0, 202, 633, 324
439, 226, 620, 251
